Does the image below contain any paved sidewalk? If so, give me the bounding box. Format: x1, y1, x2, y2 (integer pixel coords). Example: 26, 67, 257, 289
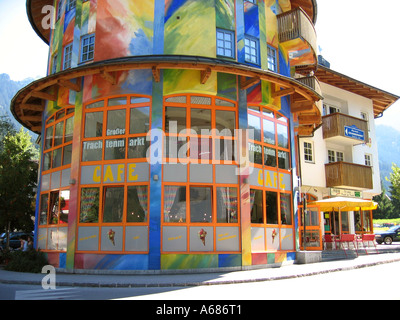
1, 252, 400, 288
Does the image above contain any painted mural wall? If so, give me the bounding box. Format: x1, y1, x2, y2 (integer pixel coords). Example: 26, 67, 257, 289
38, 0, 308, 270
47, 0, 298, 119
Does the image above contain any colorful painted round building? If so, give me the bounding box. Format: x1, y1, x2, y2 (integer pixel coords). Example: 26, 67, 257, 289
12, 0, 322, 271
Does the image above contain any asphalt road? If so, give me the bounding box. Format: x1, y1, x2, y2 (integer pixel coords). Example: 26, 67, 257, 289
1, 260, 399, 301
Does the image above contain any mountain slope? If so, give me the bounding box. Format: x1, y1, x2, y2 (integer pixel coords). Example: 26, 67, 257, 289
376, 124, 400, 191
0, 73, 34, 129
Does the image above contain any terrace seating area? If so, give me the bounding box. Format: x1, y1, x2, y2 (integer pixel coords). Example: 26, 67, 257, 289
322, 234, 378, 258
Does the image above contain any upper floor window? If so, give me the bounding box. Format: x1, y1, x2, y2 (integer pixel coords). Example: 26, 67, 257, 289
247, 106, 290, 170
304, 141, 314, 163
52, 53, 58, 74
365, 154, 372, 167
216, 29, 235, 59
323, 103, 340, 116
82, 95, 151, 162
244, 36, 259, 65
328, 149, 344, 163
43, 108, 74, 172
163, 95, 237, 163
66, 0, 76, 12
267, 46, 278, 72
63, 44, 73, 70
81, 34, 95, 63
57, 0, 63, 20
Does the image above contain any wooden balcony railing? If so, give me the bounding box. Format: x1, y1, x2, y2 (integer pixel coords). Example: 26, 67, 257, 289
296, 76, 322, 97
277, 7, 317, 60
325, 162, 373, 190
322, 113, 369, 144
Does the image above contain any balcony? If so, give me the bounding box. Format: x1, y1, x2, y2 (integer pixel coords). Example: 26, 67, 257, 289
322, 113, 369, 145
292, 76, 322, 136
277, 7, 317, 70
325, 162, 373, 190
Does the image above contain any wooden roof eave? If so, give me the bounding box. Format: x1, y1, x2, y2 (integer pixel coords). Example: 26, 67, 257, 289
315, 65, 400, 118
11, 55, 323, 134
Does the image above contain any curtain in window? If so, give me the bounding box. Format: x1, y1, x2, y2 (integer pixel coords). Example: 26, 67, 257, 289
136, 186, 148, 214
218, 187, 238, 223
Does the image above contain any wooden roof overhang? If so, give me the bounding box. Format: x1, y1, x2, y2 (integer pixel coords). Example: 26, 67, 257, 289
27, 0, 318, 45
11, 55, 323, 134
315, 65, 400, 118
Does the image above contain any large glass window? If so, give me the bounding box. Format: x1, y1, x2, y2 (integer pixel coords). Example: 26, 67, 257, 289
190, 187, 212, 223
280, 193, 292, 225
39, 194, 49, 225
163, 186, 186, 223
248, 106, 290, 170
43, 108, 74, 172
79, 185, 149, 224
130, 107, 150, 134
103, 187, 124, 223
164, 95, 237, 163
165, 107, 187, 133
127, 186, 148, 223
266, 191, 278, 224
82, 95, 151, 162
80, 187, 100, 223
39, 190, 70, 226
250, 189, 263, 223
250, 189, 293, 228
217, 187, 238, 223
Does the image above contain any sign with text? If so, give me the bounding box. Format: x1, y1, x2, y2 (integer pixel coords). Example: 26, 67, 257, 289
81, 163, 149, 185
344, 125, 365, 141
330, 188, 362, 198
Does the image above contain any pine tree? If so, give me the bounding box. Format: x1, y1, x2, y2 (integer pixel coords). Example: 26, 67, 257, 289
373, 181, 395, 219
0, 121, 38, 249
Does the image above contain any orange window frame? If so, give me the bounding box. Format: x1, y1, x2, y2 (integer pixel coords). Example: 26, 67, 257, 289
77, 94, 152, 254
247, 104, 294, 252
43, 107, 74, 174
81, 95, 151, 164
163, 94, 239, 166
161, 94, 241, 254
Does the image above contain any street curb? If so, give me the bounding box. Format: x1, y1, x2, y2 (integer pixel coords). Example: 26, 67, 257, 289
1, 256, 400, 288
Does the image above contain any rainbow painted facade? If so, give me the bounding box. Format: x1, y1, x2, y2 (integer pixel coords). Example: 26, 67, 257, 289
12, 0, 322, 271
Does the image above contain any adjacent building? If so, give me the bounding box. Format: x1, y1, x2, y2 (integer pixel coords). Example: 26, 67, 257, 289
297, 62, 399, 249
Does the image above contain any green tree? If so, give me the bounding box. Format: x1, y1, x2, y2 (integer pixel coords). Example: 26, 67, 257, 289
373, 181, 395, 219
385, 163, 400, 218
387, 163, 400, 200
0, 124, 38, 249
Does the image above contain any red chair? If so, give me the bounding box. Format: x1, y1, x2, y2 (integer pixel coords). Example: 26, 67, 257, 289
323, 234, 337, 250
337, 234, 358, 257
357, 234, 379, 255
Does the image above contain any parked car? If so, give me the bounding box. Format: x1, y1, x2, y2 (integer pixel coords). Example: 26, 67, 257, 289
0, 232, 33, 250
375, 226, 400, 245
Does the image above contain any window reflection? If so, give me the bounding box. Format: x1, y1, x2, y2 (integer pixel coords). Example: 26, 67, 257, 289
164, 186, 186, 223
190, 187, 212, 223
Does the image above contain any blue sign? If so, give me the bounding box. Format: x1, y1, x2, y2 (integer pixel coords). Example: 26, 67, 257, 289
344, 125, 365, 141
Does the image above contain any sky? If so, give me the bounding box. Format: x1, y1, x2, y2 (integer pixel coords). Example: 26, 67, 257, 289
0, 0, 399, 128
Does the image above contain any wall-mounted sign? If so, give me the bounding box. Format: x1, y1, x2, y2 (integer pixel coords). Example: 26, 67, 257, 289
330, 188, 362, 198
81, 162, 150, 184
249, 168, 291, 191
344, 125, 365, 141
